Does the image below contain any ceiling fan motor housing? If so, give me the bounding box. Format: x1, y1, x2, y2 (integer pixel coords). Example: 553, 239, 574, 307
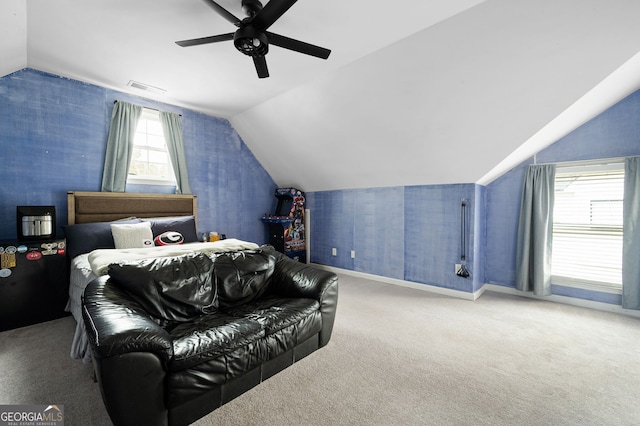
234, 25, 269, 57
241, 0, 263, 17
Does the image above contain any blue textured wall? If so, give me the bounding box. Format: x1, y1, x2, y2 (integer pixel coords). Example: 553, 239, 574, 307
307, 190, 356, 270
355, 187, 405, 279
0, 69, 276, 242
404, 184, 477, 292
308, 184, 478, 293
485, 89, 640, 304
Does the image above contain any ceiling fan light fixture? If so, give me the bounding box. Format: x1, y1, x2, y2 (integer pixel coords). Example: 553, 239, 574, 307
233, 26, 268, 57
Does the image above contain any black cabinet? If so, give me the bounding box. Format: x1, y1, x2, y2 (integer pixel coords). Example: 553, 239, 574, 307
0, 239, 69, 331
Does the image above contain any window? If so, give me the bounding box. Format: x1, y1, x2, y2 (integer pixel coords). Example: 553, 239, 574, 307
552, 162, 624, 293
127, 108, 176, 186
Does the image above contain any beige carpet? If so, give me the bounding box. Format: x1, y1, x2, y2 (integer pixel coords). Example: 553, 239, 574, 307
2, 273, 640, 425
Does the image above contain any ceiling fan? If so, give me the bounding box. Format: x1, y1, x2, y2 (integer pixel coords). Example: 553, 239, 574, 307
176, 0, 331, 78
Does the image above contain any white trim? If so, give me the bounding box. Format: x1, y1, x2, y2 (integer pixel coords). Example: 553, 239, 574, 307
310, 264, 482, 301
127, 176, 177, 186
139, 107, 161, 121
309, 264, 640, 318
483, 283, 640, 318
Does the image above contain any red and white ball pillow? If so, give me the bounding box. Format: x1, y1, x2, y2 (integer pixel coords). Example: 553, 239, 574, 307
154, 231, 185, 246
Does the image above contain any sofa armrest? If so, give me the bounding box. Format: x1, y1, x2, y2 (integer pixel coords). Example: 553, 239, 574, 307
271, 253, 338, 347
82, 276, 173, 364
83, 276, 172, 426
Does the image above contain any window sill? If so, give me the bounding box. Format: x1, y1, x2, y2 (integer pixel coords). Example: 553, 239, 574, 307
127, 176, 177, 187
551, 275, 622, 295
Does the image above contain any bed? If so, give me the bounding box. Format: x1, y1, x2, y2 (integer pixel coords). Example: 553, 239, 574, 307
64, 191, 258, 362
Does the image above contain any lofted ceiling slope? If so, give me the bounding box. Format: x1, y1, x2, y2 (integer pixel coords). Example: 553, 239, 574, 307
2, 0, 640, 191
0, 1, 27, 76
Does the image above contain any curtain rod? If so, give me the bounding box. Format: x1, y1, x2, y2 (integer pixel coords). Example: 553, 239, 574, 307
113, 100, 181, 116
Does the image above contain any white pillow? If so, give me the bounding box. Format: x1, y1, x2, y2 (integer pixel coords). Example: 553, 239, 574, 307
111, 222, 154, 249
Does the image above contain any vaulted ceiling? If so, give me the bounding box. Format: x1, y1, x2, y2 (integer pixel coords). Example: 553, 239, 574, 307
3, 0, 640, 191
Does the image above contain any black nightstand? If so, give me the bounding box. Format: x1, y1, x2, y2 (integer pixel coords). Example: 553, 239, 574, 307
0, 239, 69, 331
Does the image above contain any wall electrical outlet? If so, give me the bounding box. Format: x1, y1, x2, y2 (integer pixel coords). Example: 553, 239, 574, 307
332, 248, 337, 256
455, 264, 462, 275
350, 250, 356, 259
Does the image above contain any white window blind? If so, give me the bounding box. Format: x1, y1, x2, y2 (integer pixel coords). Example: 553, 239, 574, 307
128, 108, 176, 186
552, 162, 624, 293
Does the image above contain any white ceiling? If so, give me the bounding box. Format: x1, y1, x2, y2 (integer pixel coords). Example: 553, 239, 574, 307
3, 0, 640, 191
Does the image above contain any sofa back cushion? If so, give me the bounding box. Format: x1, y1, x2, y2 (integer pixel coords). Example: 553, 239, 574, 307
106, 246, 277, 323
108, 252, 217, 323
213, 245, 276, 308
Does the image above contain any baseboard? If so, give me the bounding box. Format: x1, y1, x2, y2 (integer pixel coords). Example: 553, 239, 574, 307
482, 283, 640, 318
309, 263, 640, 318
310, 264, 481, 301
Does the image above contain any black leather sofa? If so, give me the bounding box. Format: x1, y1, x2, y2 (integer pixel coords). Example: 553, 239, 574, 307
82, 245, 338, 426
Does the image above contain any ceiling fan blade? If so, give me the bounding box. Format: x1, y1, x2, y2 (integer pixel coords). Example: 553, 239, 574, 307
200, 0, 242, 26
253, 56, 269, 78
266, 32, 331, 59
251, 0, 298, 31
176, 33, 234, 47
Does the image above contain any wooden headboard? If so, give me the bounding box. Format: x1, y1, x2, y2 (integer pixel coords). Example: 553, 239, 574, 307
67, 191, 198, 225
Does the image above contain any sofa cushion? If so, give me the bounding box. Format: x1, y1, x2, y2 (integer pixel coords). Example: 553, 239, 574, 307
165, 296, 322, 408
107, 253, 217, 324
225, 296, 320, 335
213, 246, 276, 308
225, 296, 322, 358
167, 314, 265, 371
166, 332, 268, 408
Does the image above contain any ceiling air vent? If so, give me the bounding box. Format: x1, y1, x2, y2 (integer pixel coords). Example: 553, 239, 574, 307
127, 80, 166, 95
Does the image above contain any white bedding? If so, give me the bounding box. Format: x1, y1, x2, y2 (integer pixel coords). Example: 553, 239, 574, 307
88, 239, 259, 276
67, 239, 260, 363
65, 253, 96, 363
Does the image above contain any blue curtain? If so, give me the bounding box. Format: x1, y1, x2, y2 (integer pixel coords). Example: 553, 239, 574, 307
160, 111, 192, 194
101, 101, 142, 192
622, 156, 640, 309
515, 164, 556, 296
